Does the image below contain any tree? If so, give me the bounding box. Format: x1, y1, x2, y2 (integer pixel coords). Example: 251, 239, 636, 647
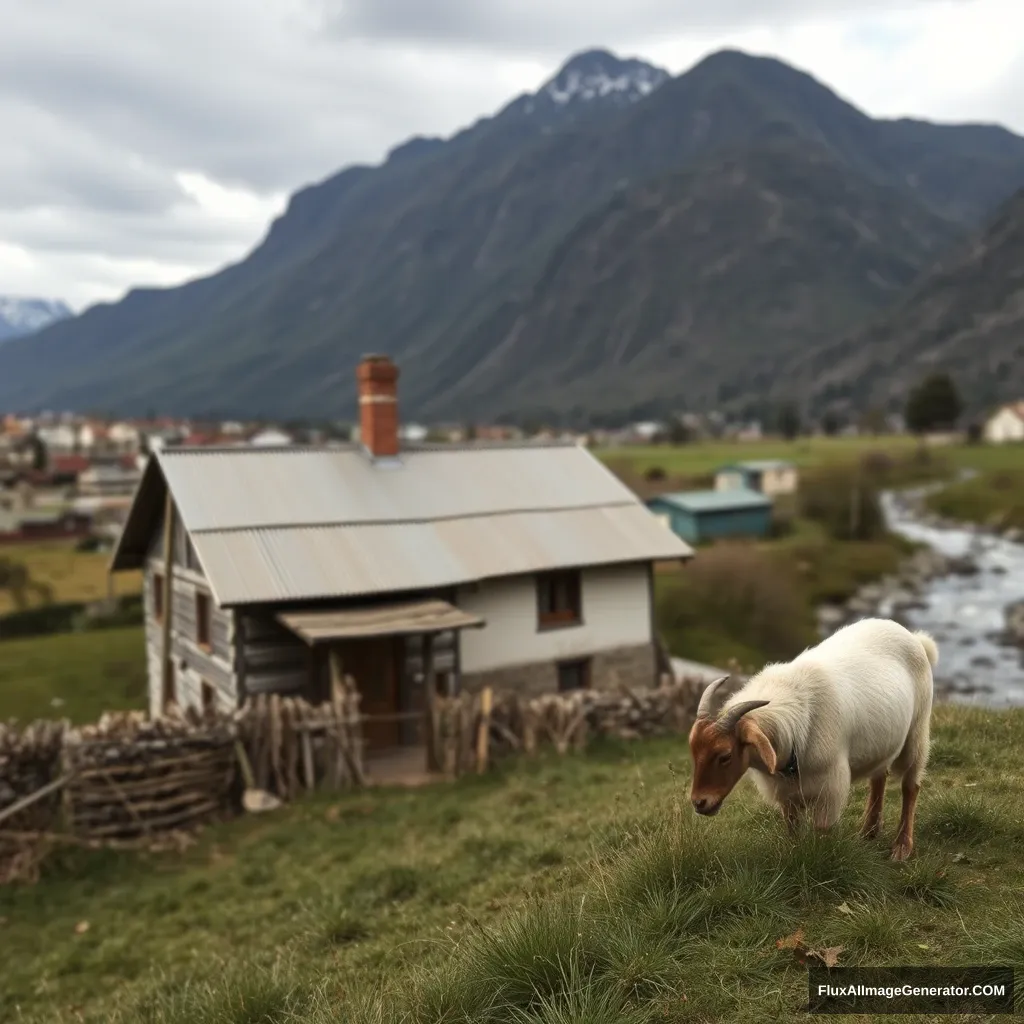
821, 410, 842, 436
667, 418, 691, 445
905, 372, 963, 434
775, 401, 801, 441
27, 433, 47, 471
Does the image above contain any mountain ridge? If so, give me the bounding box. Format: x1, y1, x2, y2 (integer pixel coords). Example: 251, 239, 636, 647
0, 46, 1022, 422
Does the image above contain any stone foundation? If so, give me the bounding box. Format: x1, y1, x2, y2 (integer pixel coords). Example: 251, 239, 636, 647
460, 641, 657, 696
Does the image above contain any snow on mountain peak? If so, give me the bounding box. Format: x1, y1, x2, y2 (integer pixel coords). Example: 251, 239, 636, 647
0, 295, 73, 342
541, 48, 669, 107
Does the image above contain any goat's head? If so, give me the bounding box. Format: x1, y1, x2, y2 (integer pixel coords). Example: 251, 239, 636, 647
688, 675, 775, 816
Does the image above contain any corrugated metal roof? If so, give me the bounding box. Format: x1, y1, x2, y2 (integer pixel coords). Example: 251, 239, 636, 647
111, 442, 694, 604
191, 504, 690, 606
155, 444, 635, 531
651, 489, 772, 513
718, 459, 795, 472
278, 600, 485, 643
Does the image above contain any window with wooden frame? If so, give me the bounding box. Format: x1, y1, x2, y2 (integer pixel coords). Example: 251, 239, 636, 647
152, 571, 164, 622
557, 658, 590, 692
195, 591, 212, 650
536, 569, 582, 630
201, 680, 215, 713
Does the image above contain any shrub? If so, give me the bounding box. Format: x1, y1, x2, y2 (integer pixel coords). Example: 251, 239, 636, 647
643, 466, 666, 482
655, 543, 811, 667
799, 463, 886, 541
0, 593, 143, 640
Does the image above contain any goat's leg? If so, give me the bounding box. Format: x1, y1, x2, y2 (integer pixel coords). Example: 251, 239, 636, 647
859, 771, 887, 839
811, 763, 851, 831
891, 773, 921, 862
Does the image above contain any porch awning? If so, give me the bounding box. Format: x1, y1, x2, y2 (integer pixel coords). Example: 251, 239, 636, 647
277, 599, 486, 644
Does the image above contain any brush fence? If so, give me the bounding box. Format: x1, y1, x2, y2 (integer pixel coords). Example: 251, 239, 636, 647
429, 674, 708, 777
0, 676, 364, 875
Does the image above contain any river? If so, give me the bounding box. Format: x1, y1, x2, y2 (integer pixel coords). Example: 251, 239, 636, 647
879, 487, 1024, 708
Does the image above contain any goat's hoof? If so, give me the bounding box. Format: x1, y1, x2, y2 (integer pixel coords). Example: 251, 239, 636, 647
860, 822, 881, 840
890, 841, 913, 862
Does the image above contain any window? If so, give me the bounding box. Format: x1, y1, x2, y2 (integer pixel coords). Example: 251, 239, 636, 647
195, 591, 211, 649
201, 680, 215, 713
557, 659, 590, 692
537, 570, 582, 630
152, 572, 164, 622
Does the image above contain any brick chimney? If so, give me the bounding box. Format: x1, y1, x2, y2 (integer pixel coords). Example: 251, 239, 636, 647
357, 354, 400, 458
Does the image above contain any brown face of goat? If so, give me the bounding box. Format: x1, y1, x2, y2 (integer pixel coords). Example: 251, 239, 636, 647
688, 677, 776, 816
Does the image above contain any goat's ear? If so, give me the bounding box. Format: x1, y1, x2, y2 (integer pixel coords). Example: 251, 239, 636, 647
737, 717, 776, 774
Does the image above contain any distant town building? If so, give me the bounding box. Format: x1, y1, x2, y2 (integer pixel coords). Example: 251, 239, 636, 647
983, 402, 1024, 444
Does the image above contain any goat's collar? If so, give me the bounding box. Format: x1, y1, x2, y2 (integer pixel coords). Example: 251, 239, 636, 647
776, 746, 799, 778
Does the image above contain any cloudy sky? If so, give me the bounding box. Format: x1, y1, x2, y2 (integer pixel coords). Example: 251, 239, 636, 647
2, 0, 1020, 311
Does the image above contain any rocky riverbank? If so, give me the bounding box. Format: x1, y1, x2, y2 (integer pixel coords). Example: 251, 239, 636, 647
815, 484, 1024, 706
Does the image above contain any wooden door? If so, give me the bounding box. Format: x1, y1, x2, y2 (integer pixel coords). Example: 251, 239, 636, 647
340, 638, 401, 751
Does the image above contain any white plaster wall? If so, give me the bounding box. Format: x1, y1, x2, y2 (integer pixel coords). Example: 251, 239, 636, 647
457, 563, 652, 673
985, 409, 1024, 443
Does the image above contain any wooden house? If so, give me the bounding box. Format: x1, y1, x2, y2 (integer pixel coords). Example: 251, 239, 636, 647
109, 355, 693, 761
645, 489, 772, 544
714, 459, 798, 497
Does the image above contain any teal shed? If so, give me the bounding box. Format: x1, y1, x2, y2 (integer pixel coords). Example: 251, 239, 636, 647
645, 489, 773, 544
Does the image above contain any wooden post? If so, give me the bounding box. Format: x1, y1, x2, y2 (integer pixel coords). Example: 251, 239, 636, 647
422, 633, 438, 772
476, 686, 492, 774
160, 492, 176, 712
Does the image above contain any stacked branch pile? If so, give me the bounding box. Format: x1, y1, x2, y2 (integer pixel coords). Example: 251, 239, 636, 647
431, 674, 708, 776
61, 707, 237, 840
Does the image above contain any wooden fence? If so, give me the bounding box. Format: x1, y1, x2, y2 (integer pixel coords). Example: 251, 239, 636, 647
428, 674, 706, 777
1, 671, 711, 880
0, 674, 366, 881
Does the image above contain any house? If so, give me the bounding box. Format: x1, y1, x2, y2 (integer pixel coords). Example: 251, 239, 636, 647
0, 506, 92, 545
108, 355, 693, 761
248, 427, 294, 447
714, 459, 798, 497
78, 463, 143, 497
645, 489, 773, 545
983, 403, 1024, 444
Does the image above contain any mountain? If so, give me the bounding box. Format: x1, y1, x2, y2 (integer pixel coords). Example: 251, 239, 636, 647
0, 296, 72, 343
793, 187, 1024, 418
0, 47, 1023, 422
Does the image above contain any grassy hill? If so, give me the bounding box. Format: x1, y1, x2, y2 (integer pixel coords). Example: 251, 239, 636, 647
2, 704, 1021, 1022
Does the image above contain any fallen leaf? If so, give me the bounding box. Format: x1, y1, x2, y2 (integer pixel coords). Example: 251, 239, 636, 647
964, 783, 978, 788
918, 943, 930, 950
74, 921, 89, 934
324, 805, 341, 823
836, 902, 855, 916
951, 853, 970, 864
776, 929, 806, 951
808, 946, 844, 968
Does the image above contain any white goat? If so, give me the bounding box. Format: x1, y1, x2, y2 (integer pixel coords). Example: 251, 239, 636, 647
687, 617, 937, 861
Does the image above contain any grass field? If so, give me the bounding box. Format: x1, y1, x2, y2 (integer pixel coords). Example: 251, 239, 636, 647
926, 465, 1024, 530
0, 626, 145, 723
597, 435, 1024, 490
0, 541, 142, 615
1, 702, 1021, 1023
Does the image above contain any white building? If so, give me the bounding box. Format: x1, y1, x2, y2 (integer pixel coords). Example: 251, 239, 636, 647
110, 356, 693, 766
983, 403, 1024, 444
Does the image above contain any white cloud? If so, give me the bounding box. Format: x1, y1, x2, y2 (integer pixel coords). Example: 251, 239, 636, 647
1, 0, 1021, 311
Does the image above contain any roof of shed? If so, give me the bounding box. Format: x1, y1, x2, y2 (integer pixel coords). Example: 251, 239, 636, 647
111, 442, 693, 605
650, 489, 772, 513
278, 599, 485, 644
717, 459, 795, 473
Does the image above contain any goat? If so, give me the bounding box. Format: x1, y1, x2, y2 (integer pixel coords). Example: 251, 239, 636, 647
688, 617, 937, 861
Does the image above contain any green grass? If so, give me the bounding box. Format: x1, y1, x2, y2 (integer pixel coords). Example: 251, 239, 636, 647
2, 704, 1022, 1022
0, 541, 142, 615
926, 465, 1024, 530
0, 625, 146, 723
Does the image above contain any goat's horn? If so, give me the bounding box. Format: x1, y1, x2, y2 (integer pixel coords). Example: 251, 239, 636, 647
717, 699, 770, 732
696, 675, 732, 720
